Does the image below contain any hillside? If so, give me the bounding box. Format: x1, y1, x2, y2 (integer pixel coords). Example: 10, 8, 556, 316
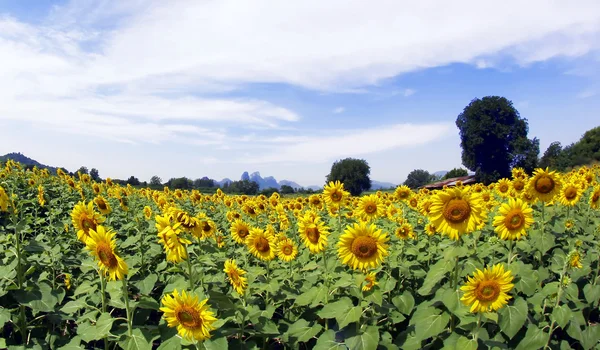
0, 152, 63, 173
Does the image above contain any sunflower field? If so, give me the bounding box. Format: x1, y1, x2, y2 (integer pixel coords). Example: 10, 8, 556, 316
1, 160, 600, 350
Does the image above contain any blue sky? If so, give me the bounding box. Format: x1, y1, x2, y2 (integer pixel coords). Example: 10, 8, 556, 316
0, 1, 599, 187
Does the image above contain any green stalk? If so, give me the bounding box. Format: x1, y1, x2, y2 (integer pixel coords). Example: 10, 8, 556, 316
545, 266, 567, 348
473, 313, 483, 342
265, 260, 271, 305
99, 272, 108, 350
507, 240, 514, 267
12, 202, 27, 343
186, 257, 194, 290
122, 278, 133, 337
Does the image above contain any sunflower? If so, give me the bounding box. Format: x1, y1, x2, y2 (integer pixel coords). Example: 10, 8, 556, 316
156, 215, 191, 263
91, 196, 111, 215
559, 181, 582, 207
85, 226, 128, 281
64, 273, 72, 290
492, 198, 534, 241
568, 251, 583, 269
160, 289, 217, 341
565, 219, 575, 231
0, 186, 9, 212
460, 264, 514, 313
246, 227, 276, 261
528, 168, 562, 202
231, 220, 251, 245
356, 194, 384, 221
362, 272, 378, 292
511, 177, 526, 194
277, 238, 298, 262
394, 185, 412, 202
223, 259, 248, 295
323, 181, 350, 206
425, 222, 436, 236
37, 185, 45, 207
198, 216, 217, 239
297, 211, 330, 254
338, 221, 389, 270
495, 178, 512, 198
395, 222, 416, 240
590, 187, 600, 210
511, 167, 526, 180
428, 187, 484, 241
143, 206, 152, 220
170, 208, 202, 237
71, 201, 105, 244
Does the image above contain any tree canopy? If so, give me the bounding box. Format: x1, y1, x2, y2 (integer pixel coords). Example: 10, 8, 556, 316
456, 96, 539, 184
404, 169, 436, 189
442, 168, 469, 180
543, 126, 600, 170
326, 158, 371, 196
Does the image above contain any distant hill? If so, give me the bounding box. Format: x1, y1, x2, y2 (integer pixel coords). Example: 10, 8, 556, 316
371, 180, 396, 190
0, 152, 63, 173
279, 180, 302, 189
216, 178, 232, 187
307, 185, 322, 191
433, 170, 448, 178
238, 171, 307, 190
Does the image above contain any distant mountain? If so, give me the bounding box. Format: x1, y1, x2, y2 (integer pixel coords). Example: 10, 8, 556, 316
433, 170, 448, 178
279, 180, 302, 189
0, 152, 63, 173
371, 180, 396, 190
307, 185, 322, 191
216, 178, 232, 187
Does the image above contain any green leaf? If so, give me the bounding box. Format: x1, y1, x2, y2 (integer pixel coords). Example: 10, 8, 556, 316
418, 260, 452, 295
314, 330, 344, 350
567, 321, 600, 350
135, 274, 158, 295
364, 288, 383, 306
317, 297, 353, 319
584, 284, 600, 306
345, 326, 379, 350
383, 276, 397, 292
515, 325, 547, 350
296, 287, 319, 307
124, 328, 152, 350
57, 336, 85, 350
410, 306, 450, 341
0, 308, 11, 327
73, 281, 97, 297
336, 306, 362, 329
77, 313, 114, 342
455, 336, 478, 350
551, 305, 572, 330
61, 299, 88, 314
287, 319, 323, 343
254, 318, 279, 335
515, 270, 539, 296
498, 297, 528, 340
202, 336, 228, 350
392, 291, 415, 315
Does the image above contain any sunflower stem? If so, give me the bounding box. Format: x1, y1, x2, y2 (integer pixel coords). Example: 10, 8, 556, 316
12, 202, 27, 343
507, 240, 514, 267
186, 246, 194, 290
545, 266, 567, 349
473, 312, 483, 342
265, 260, 271, 305
122, 278, 133, 337
99, 271, 108, 350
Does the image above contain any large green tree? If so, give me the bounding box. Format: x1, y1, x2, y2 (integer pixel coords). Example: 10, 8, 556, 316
404, 169, 435, 189
539, 141, 563, 169
443, 168, 469, 180
456, 96, 539, 184
326, 158, 371, 196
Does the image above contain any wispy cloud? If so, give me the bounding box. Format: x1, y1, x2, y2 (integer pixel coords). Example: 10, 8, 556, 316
577, 89, 597, 99
332, 107, 345, 114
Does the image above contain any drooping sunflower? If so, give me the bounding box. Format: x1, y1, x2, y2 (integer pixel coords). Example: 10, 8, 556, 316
246, 227, 276, 261
395, 222, 416, 240
495, 178, 512, 198
277, 238, 298, 262
511, 177, 526, 194
223, 259, 248, 295
71, 201, 105, 244
338, 221, 389, 270
93, 196, 112, 215
590, 187, 600, 210
170, 208, 202, 237
569, 251, 583, 269
231, 219, 251, 245
428, 187, 485, 240
460, 264, 514, 313
492, 198, 534, 241
85, 226, 128, 281
160, 289, 217, 341
143, 206, 152, 220
425, 222, 437, 236
156, 215, 191, 263
362, 272, 378, 292
356, 194, 385, 221
37, 185, 45, 207
559, 181, 583, 207
0, 186, 9, 212
198, 216, 217, 239
297, 211, 330, 253
528, 168, 562, 202
323, 181, 350, 206
394, 185, 412, 202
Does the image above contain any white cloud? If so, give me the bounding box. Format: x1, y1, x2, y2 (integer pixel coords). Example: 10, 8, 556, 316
333, 107, 345, 114
240, 122, 453, 164
402, 89, 416, 97
577, 89, 597, 99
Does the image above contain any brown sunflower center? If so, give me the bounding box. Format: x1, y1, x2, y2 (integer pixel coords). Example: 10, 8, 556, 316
443, 199, 471, 224
410, 198, 418, 207
475, 280, 500, 302
247, 208, 256, 215
365, 204, 376, 214
513, 181, 524, 191
282, 245, 293, 255
202, 222, 211, 232
97, 200, 108, 211
504, 210, 524, 230
96, 243, 118, 268
499, 184, 508, 193
81, 217, 96, 232
255, 237, 270, 252
564, 187, 577, 200
331, 192, 341, 202
238, 228, 248, 238
351, 236, 378, 259
306, 227, 320, 243
592, 193, 600, 203
535, 176, 555, 194
176, 306, 202, 329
